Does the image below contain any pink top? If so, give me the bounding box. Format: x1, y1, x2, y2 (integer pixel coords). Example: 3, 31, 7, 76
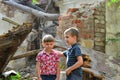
36, 49, 60, 75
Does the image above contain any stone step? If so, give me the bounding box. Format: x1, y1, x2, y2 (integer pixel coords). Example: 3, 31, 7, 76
60, 71, 66, 80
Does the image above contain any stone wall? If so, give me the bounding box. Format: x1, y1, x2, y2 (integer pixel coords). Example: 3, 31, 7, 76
94, 1, 106, 52
57, 0, 120, 58
58, 0, 101, 13
106, 0, 120, 58
58, 1, 106, 52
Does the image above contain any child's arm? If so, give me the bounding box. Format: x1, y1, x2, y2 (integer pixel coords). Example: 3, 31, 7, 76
55, 50, 65, 57
66, 56, 83, 75
36, 62, 42, 80
56, 62, 60, 80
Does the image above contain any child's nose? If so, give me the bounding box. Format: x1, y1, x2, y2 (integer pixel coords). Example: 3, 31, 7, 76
48, 45, 51, 47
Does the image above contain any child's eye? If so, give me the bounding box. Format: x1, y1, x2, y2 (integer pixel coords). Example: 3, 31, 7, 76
66, 36, 69, 38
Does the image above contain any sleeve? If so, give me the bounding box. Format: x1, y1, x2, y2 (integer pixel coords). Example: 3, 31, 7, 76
56, 54, 60, 62
36, 53, 41, 62
74, 47, 82, 57
63, 50, 67, 57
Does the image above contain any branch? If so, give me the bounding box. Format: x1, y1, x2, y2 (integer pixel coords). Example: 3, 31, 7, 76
2, 0, 59, 20
11, 49, 41, 60
45, 0, 52, 12
2, 17, 20, 26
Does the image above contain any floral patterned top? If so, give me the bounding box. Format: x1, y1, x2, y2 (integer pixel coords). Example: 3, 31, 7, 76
36, 49, 60, 75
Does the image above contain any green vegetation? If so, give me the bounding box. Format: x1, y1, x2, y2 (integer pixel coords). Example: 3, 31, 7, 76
107, 0, 120, 8
60, 62, 66, 70
0, 72, 21, 80
106, 38, 120, 42
106, 32, 120, 42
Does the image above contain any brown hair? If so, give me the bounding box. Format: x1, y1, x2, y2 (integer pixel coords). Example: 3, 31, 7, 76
64, 27, 79, 40
42, 34, 55, 43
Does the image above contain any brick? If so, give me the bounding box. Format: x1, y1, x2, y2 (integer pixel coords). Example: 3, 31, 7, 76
95, 33, 105, 37
95, 37, 105, 41
76, 23, 84, 28
100, 20, 105, 24
67, 8, 79, 13
95, 19, 100, 23
80, 33, 93, 39
95, 28, 105, 33
95, 23, 105, 28
81, 40, 93, 48
76, 11, 83, 18
95, 41, 105, 46
72, 20, 81, 24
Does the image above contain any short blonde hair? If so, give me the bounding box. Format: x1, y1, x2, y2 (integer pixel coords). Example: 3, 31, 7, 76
64, 27, 79, 37
42, 34, 55, 43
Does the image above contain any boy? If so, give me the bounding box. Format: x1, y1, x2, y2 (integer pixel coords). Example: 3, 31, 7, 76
36, 34, 60, 80
59, 27, 83, 80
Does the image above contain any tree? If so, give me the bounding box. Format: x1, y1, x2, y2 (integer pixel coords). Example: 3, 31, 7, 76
107, 0, 120, 8
2, 0, 60, 68
2, 0, 60, 20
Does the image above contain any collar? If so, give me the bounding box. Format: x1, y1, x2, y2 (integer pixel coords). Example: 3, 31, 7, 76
42, 49, 54, 55
71, 43, 77, 48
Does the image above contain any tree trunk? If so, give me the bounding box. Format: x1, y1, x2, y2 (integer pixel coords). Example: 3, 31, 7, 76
2, 0, 59, 20
0, 23, 32, 73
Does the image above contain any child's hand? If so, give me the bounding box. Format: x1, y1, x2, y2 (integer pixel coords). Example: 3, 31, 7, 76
38, 77, 42, 80
56, 77, 59, 80
65, 67, 72, 75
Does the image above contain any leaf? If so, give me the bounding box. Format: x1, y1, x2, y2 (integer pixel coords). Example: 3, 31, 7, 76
119, 5, 120, 8
107, 2, 111, 7
111, 0, 118, 3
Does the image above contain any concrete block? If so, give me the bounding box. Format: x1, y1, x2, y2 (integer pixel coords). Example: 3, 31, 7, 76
60, 71, 66, 80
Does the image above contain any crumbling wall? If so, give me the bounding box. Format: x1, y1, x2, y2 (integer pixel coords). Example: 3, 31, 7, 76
106, 0, 120, 58
57, 1, 106, 52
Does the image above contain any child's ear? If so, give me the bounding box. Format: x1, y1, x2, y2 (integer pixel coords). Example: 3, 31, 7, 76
42, 42, 45, 47
73, 35, 77, 40
53, 42, 55, 45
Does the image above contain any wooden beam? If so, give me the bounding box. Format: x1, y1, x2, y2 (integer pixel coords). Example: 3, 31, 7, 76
11, 49, 41, 60
2, 17, 20, 26
11, 45, 67, 60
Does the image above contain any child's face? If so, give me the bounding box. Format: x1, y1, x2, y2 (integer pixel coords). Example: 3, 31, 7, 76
64, 33, 77, 46
42, 42, 54, 50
